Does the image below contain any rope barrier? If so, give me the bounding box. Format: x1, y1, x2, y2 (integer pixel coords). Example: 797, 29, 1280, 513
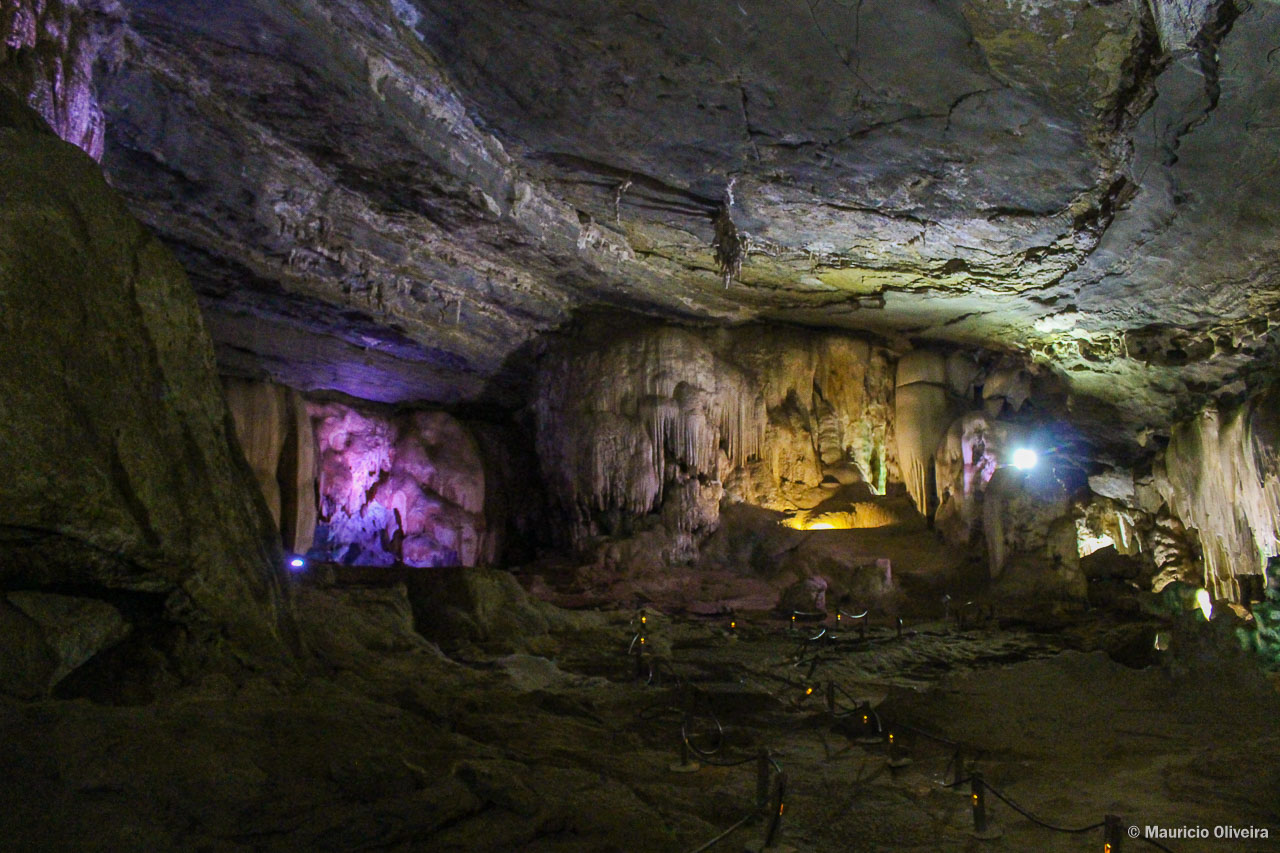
631, 609, 1180, 853
981, 780, 1106, 834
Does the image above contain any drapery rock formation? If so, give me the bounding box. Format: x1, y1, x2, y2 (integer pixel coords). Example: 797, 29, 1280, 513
1157, 387, 1280, 600
535, 321, 899, 552
310, 401, 489, 568
223, 378, 317, 555
0, 90, 294, 674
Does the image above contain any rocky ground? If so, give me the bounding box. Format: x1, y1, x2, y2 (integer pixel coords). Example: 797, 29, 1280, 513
3, 567, 1276, 853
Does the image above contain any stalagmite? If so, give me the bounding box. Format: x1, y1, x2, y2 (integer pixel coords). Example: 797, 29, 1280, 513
934, 411, 1007, 547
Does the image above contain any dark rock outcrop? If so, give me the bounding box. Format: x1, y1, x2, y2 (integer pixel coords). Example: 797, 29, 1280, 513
0, 91, 295, 675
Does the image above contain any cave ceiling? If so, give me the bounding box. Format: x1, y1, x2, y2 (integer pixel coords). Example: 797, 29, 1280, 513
94, 0, 1280, 448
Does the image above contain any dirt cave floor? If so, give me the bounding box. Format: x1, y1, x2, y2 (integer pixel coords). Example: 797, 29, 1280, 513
1, 574, 1278, 853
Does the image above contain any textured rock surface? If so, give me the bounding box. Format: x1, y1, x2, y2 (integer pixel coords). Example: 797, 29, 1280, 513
55, 0, 1276, 455
310, 400, 488, 567
0, 91, 293, 658
535, 321, 899, 548
1157, 386, 1280, 599
984, 466, 1087, 602
0, 592, 130, 697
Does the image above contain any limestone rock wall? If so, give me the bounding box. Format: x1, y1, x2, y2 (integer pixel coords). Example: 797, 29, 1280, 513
534, 321, 897, 547
222, 378, 317, 555
309, 402, 489, 568
0, 0, 120, 159
934, 412, 1016, 548
0, 90, 294, 670
1156, 387, 1280, 600
983, 467, 1087, 602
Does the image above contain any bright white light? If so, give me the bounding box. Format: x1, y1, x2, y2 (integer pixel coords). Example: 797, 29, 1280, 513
1011, 448, 1038, 470
808, 522, 835, 530
288, 557, 306, 570
1195, 588, 1212, 620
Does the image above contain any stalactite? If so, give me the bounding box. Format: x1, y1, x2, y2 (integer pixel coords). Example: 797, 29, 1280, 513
894, 351, 952, 518
223, 378, 316, 553
535, 323, 900, 544
535, 326, 766, 540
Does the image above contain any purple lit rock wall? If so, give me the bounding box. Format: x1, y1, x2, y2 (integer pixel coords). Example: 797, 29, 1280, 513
310, 402, 491, 568
0, 0, 120, 160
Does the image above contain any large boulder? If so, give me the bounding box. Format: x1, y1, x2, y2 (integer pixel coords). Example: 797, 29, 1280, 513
0, 91, 295, 666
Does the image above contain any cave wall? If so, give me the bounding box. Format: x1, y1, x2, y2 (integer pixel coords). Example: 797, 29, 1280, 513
534, 322, 899, 550
0, 89, 295, 687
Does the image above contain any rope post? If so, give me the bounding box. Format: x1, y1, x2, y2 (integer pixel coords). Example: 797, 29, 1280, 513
668, 733, 700, 774
826, 680, 835, 716
855, 703, 882, 744
971, 771, 988, 834
887, 730, 912, 768
968, 770, 1001, 839
634, 637, 646, 681
896, 616, 903, 639
760, 770, 787, 849
1104, 814, 1124, 852
756, 750, 771, 810
859, 618, 867, 640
